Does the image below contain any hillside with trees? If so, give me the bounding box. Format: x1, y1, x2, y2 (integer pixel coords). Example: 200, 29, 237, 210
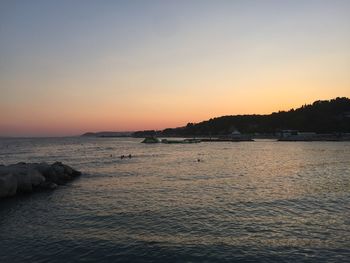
133, 97, 350, 137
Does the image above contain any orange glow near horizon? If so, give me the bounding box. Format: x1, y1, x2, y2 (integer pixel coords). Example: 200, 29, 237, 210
1, 1, 350, 136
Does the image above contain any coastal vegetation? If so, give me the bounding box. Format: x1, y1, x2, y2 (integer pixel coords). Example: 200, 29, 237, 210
133, 97, 350, 137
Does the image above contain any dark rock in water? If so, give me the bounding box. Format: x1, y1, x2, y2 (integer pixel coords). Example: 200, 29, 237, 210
15, 172, 33, 193
0, 162, 81, 199
39, 181, 58, 190
0, 174, 17, 198
29, 170, 46, 187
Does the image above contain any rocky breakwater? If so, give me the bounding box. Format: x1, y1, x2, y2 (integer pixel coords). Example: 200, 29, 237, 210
0, 162, 81, 199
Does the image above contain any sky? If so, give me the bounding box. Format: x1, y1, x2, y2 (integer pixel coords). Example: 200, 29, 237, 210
1, 0, 350, 136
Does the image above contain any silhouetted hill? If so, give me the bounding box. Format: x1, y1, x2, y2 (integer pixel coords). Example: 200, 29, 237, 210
134, 97, 350, 137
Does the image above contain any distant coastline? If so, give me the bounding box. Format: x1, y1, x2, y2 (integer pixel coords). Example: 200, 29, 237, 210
82, 97, 350, 141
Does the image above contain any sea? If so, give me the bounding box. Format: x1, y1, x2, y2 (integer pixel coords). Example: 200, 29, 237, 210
0, 137, 349, 262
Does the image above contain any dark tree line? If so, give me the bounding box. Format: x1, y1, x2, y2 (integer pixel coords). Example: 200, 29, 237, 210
133, 97, 350, 137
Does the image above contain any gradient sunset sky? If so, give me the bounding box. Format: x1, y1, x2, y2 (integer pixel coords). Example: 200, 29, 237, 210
1, 0, 350, 136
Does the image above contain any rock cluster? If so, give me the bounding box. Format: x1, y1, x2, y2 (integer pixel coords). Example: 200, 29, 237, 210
0, 162, 81, 199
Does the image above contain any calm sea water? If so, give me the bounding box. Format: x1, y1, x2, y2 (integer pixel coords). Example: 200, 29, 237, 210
0, 137, 349, 262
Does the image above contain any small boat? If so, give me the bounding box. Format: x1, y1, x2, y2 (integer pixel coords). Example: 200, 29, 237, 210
161, 138, 201, 144
141, 137, 161, 143
142, 137, 201, 144
183, 138, 201, 143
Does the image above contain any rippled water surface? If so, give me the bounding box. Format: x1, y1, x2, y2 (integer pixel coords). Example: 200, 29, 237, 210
0, 137, 349, 262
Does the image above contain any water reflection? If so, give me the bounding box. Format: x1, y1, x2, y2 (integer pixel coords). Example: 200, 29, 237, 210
0, 138, 349, 262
